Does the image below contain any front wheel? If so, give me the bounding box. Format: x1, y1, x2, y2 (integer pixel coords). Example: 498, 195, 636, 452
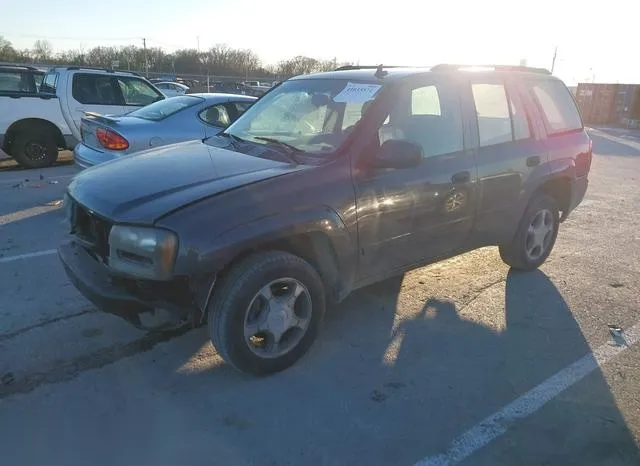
208, 251, 326, 376
499, 194, 559, 271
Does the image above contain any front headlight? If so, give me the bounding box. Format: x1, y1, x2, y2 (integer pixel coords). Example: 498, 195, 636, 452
109, 225, 178, 280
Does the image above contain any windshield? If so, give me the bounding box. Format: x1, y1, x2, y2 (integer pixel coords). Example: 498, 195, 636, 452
224, 78, 383, 154
127, 95, 202, 121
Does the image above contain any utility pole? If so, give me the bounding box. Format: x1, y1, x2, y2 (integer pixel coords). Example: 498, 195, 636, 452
197, 36, 200, 52
550, 46, 558, 74
142, 37, 148, 77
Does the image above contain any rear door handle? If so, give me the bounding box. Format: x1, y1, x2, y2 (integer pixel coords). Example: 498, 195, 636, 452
451, 171, 471, 184
526, 155, 541, 167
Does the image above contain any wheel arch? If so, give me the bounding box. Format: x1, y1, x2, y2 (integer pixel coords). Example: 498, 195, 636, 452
533, 177, 572, 220
3, 118, 65, 155
183, 208, 358, 317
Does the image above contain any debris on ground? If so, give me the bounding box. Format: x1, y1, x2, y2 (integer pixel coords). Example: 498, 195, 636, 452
608, 325, 628, 347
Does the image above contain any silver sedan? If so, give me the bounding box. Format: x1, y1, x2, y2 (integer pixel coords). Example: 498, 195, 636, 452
73, 93, 256, 169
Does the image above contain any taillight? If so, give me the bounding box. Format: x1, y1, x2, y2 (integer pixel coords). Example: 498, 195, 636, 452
96, 127, 129, 151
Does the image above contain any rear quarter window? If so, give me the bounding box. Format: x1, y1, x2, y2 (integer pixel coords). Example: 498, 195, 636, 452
72, 73, 120, 105
529, 79, 583, 135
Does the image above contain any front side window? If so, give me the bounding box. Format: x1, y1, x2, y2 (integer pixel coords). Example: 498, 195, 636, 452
72, 73, 119, 105
128, 95, 202, 121
117, 77, 163, 106
530, 79, 583, 134
472, 83, 513, 147
225, 79, 383, 154
412, 85, 441, 115
41, 72, 58, 94
379, 81, 463, 158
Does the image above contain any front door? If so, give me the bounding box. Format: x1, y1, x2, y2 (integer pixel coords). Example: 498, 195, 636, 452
354, 76, 478, 279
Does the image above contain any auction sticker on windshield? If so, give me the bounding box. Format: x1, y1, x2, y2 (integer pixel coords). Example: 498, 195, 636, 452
333, 82, 382, 103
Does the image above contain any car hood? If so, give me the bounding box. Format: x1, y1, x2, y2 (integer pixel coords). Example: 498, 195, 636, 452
68, 140, 302, 223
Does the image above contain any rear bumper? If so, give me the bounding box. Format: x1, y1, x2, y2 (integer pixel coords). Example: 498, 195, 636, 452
58, 240, 153, 326
73, 143, 117, 170
562, 176, 589, 221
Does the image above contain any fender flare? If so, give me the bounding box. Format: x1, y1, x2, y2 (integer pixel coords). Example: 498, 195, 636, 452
178, 206, 358, 299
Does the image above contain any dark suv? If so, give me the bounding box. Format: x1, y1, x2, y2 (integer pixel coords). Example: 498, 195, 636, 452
59, 64, 591, 375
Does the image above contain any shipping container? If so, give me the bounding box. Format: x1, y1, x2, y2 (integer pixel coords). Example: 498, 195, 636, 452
576, 83, 640, 125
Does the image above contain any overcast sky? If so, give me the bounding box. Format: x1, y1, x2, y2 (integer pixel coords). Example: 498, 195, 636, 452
3, 0, 638, 85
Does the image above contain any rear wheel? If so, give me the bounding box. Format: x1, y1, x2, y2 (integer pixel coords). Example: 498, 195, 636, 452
499, 194, 559, 271
208, 251, 326, 376
12, 130, 58, 169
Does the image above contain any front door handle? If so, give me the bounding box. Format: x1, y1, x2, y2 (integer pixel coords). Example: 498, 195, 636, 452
451, 171, 471, 184
527, 155, 541, 167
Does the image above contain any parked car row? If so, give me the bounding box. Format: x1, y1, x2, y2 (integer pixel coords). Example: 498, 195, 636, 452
1, 65, 165, 167
0, 64, 257, 168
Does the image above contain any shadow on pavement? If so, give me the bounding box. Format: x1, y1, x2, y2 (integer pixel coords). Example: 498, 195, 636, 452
591, 133, 640, 157
120, 268, 639, 465
4, 268, 638, 466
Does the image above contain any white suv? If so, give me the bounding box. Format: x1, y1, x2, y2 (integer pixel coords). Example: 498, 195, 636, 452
1, 66, 164, 168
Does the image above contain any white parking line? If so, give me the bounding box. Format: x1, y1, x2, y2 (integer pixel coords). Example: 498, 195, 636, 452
0, 249, 57, 264
416, 322, 640, 466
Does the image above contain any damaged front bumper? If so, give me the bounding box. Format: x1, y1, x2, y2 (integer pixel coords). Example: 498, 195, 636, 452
58, 240, 201, 331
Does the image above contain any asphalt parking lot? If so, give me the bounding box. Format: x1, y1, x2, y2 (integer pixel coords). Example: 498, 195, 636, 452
0, 133, 639, 466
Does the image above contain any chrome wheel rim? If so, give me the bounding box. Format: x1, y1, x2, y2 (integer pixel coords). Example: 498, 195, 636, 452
244, 278, 312, 358
525, 209, 554, 261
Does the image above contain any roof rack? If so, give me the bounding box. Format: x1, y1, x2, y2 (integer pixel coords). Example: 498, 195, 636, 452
0, 63, 40, 71
50, 65, 141, 76
431, 64, 551, 74
335, 65, 411, 71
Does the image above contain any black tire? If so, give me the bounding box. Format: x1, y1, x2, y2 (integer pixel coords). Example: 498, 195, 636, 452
499, 194, 559, 271
208, 251, 326, 376
12, 130, 58, 169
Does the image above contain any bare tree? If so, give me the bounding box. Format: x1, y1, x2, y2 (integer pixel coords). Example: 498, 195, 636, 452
32, 40, 53, 62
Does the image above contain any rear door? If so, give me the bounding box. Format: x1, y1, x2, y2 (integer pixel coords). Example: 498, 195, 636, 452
66, 72, 126, 137
467, 74, 549, 244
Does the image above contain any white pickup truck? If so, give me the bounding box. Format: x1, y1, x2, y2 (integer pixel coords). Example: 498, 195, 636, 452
0, 66, 164, 168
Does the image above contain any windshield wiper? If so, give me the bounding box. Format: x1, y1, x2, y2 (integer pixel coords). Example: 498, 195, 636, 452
253, 137, 302, 163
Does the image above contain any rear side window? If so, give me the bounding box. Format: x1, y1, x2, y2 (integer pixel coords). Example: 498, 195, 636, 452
199, 104, 231, 127
472, 81, 532, 146
117, 77, 163, 106
472, 83, 512, 146
72, 74, 119, 105
233, 102, 252, 114
0, 71, 29, 92
530, 79, 582, 134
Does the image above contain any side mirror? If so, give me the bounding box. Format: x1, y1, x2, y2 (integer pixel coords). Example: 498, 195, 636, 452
373, 139, 423, 169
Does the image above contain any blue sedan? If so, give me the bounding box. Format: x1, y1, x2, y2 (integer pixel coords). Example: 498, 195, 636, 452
73, 93, 256, 169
